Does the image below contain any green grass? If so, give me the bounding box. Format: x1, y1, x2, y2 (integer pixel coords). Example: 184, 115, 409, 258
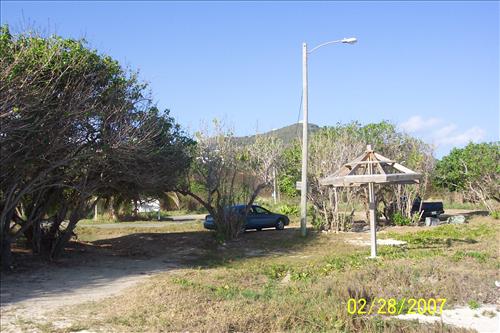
452, 250, 489, 263
384, 221, 495, 246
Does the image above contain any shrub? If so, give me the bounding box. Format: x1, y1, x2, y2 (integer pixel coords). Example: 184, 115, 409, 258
392, 212, 411, 226
468, 300, 480, 309
278, 203, 299, 216
490, 210, 500, 220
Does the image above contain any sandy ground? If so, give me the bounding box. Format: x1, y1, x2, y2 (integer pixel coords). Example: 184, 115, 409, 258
346, 238, 407, 246
0, 225, 211, 332
0, 251, 183, 332
396, 305, 500, 333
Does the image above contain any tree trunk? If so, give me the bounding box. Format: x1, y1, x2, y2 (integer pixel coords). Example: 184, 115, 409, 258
50, 204, 82, 260
133, 199, 139, 219
1, 235, 12, 270
32, 220, 41, 255
109, 196, 117, 221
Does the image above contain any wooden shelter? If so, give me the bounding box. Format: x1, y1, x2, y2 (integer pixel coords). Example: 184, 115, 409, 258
320, 145, 422, 258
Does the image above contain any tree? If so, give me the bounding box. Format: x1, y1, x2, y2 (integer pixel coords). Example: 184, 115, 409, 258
308, 123, 365, 231
0, 26, 192, 268
177, 120, 283, 240
434, 142, 499, 212
277, 142, 301, 198
306, 122, 434, 230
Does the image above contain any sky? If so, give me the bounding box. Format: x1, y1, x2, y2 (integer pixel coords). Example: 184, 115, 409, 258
1, 1, 499, 157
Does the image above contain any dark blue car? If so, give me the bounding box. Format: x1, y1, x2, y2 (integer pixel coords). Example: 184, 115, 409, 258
204, 204, 290, 231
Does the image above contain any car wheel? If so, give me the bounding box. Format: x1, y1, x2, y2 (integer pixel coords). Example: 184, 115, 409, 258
275, 219, 285, 230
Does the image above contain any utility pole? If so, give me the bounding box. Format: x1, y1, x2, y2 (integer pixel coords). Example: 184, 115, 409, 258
300, 42, 309, 237
299, 37, 357, 238
273, 165, 278, 204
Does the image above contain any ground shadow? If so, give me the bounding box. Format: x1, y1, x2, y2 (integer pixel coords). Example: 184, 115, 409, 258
441, 210, 489, 220
0, 227, 318, 307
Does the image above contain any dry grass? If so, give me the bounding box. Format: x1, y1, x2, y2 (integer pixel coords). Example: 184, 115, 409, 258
75, 220, 205, 242
22, 214, 500, 332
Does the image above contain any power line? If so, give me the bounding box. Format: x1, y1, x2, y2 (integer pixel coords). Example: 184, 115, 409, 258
295, 92, 303, 141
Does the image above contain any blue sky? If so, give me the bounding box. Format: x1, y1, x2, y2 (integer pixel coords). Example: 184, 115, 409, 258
1, 1, 498, 157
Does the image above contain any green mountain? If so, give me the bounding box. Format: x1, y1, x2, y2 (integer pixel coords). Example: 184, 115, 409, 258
234, 123, 320, 146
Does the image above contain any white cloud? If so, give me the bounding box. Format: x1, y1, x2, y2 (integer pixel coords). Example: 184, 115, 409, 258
433, 126, 486, 146
436, 124, 457, 138
398, 115, 487, 156
399, 115, 441, 133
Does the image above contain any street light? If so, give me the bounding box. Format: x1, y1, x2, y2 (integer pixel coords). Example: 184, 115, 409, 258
300, 37, 357, 237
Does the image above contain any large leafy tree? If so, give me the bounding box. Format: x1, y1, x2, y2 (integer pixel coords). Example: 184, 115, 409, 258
434, 142, 499, 212
0, 26, 192, 268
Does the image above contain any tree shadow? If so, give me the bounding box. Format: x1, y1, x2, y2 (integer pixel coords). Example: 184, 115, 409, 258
0, 227, 318, 307
440, 210, 489, 220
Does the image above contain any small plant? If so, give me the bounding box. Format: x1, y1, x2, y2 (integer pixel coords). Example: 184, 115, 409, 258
452, 250, 488, 263
278, 204, 299, 216
392, 212, 411, 226
482, 310, 497, 318
490, 210, 500, 220
241, 289, 260, 300
468, 300, 480, 309
291, 270, 311, 281
265, 264, 290, 280
213, 284, 239, 299
311, 214, 326, 230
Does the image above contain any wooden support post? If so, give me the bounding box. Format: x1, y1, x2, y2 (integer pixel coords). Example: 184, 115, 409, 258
367, 144, 377, 258
368, 182, 377, 258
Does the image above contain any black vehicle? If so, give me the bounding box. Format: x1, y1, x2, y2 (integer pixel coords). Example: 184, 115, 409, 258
411, 198, 444, 219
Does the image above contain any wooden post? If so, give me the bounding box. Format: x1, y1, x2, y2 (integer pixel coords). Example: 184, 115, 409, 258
367, 145, 377, 258
94, 203, 98, 220
368, 182, 377, 258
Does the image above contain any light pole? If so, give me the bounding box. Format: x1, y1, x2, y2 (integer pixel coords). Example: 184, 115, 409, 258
300, 37, 357, 237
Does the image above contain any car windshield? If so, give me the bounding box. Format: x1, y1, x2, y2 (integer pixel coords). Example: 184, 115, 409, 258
253, 206, 270, 214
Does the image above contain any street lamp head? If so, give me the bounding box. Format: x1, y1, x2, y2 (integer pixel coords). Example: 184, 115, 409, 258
341, 37, 357, 44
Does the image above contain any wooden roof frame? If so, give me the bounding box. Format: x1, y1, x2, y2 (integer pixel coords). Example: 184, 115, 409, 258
319, 145, 422, 187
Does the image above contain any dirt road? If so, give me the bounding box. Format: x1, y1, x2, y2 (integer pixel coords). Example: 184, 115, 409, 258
0, 228, 212, 332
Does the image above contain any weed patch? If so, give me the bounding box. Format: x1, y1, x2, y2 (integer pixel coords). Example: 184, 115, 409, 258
452, 250, 489, 263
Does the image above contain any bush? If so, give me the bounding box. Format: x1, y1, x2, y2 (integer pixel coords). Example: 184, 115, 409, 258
311, 215, 326, 230
392, 212, 411, 226
278, 203, 299, 216
490, 211, 500, 220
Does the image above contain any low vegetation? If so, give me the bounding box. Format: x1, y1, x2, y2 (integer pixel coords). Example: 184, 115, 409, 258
20, 214, 498, 333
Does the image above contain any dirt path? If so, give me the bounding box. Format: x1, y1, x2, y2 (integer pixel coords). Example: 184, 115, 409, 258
0, 228, 212, 332
0, 252, 181, 331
